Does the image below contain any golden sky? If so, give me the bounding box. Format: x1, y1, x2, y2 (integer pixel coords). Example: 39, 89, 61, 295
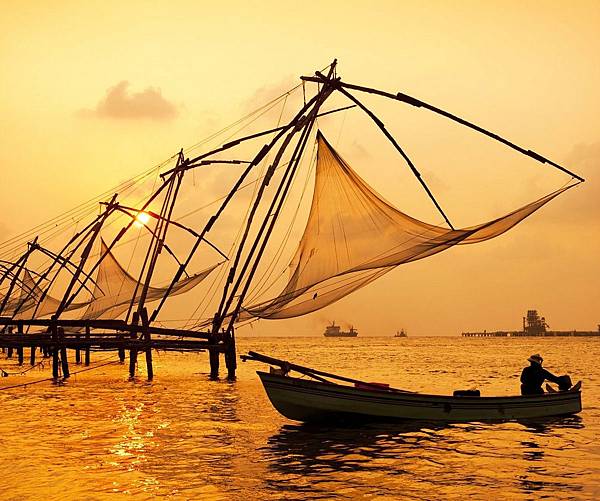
1, 0, 599, 335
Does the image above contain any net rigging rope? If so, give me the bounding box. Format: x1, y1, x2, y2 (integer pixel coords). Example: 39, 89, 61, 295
182, 92, 296, 329
0, 81, 305, 263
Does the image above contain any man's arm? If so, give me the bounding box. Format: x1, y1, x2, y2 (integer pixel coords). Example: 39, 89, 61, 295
542, 368, 561, 384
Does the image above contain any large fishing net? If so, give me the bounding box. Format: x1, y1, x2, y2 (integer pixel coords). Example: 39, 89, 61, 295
241, 132, 573, 320
9, 270, 88, 319
80, 239, 221, 320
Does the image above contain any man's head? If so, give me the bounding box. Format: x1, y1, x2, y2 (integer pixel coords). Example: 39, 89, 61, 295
528, 354, 543, 366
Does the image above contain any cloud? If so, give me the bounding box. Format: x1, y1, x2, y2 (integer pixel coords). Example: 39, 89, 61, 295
242, 76, 300, 113
79, 81, 178, 120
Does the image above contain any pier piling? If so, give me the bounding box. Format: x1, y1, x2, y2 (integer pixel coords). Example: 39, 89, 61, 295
84, 325, 90, 366
225, 334, 237, 380
0, 318, 229, 381
209, 346, 219, 379
140, 308, 153, 381
75, 335, 81, 364
17, 323, 23, 365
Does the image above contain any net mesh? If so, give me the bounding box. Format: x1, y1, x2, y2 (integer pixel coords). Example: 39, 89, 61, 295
12, 270, 87, 319
79, 239, 221, 320
241, 132, 573, 320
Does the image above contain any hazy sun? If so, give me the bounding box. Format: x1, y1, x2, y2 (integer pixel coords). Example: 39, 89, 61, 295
134, 211, 151, 228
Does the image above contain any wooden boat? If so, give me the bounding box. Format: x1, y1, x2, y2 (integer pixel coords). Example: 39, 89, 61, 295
244, 352, 582, 423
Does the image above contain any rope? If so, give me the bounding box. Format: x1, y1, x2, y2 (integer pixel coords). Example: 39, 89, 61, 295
0, 356, 120, 391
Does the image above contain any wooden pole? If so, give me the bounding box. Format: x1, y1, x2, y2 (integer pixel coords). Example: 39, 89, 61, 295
51, 319, 59, 379
140, 308, 153, 381
30, 345, 36, 366
209, 345, 220, 379
7, 325, 13, 358
129, 312, 139, 378
118, 334, 125, 363
17, 322, 24, 365
334, 85, 454, 230
59, 327, 70, 379
75, 335, 81, 364
149, 90, 329, 324
225, 332, 237, 380
84, 325, 91, 366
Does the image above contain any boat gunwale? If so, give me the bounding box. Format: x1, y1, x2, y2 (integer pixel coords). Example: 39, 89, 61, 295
257, 370, 582, 405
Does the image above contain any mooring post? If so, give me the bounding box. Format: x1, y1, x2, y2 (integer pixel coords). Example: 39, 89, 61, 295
59, 327, 70, 379
118, 333, 125, 363
140, 308, 153, 381
129, 312, 139, 378
224, 330, 237, 380
51, 317, 59, 379
75, 335, 81, 364
84, 325, 90, 366
209, 340, 220, 379
17, 322, 24, 366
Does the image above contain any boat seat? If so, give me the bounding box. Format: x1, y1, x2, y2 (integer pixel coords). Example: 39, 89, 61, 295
453, 389, 481, 397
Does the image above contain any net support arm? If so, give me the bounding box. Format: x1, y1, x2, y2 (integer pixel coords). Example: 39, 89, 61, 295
160, 105, 357, 178
149, 87, 332, 323
332, 82, 455, 229
301, 76, 585, 183
106, 203, 229, 262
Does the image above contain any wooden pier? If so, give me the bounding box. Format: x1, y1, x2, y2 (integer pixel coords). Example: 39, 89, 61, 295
462, 329, 600, 337
462, 310, 600, 338
0, 311, 236, 381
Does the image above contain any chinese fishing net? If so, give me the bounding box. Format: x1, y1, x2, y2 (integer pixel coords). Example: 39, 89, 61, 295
241, 132, 574, 320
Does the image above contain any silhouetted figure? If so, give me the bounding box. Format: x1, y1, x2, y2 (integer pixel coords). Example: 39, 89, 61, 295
520, 354, 561, 395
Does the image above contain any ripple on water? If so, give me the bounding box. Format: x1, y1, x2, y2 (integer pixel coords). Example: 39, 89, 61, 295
0, 337, 599, 499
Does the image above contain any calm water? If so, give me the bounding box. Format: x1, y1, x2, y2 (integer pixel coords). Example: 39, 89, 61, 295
0, 336, 599, 500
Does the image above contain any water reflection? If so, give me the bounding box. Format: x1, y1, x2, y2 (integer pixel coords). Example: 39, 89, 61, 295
104, 378, 243, 497
516, 415, 584, 434
261, 421, 452, 497
515, 416, 585, 496
262, 417, 589, 499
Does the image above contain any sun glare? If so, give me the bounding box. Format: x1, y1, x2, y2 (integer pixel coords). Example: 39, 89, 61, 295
134, 211, 151, 228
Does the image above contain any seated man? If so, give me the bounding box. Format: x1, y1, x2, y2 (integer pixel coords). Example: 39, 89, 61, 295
520, 354, 562, 395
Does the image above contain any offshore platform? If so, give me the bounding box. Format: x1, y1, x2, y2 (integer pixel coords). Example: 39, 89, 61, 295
462, 310, 600, 337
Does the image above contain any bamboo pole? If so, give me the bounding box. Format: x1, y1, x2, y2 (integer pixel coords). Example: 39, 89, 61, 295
17, 322, 23, 365
299, 75, 585, 183
84, 325, 90, 366
51, 319, 59, 379
222, 68, 336, 333
149, 89, 329, 323
140, 308, 153, 381
129, 312, 139, 378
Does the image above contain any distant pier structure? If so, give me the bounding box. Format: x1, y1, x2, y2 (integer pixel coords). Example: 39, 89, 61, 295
462, 310, 600, 337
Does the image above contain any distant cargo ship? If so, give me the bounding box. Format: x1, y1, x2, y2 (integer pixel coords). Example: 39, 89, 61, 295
462, 310, 600, 337
394, 329, 407, 337
324, 322, 358, 337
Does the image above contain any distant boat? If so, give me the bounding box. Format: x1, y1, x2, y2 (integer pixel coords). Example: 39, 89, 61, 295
324, 321, 358, 337
394, 329, 407, 337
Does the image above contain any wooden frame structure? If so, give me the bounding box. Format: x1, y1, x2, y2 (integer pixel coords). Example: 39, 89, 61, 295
0, 60, 585, 384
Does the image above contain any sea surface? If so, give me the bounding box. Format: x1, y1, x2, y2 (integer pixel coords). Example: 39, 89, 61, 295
0, 336, 598, 500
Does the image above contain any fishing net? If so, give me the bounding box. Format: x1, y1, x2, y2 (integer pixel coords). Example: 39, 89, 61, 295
241, 132, 574, 320
80, 239, 222, 320
11, 270, 88, 319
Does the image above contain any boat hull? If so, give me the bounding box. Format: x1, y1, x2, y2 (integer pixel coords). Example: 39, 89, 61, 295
257, 371, 582, 422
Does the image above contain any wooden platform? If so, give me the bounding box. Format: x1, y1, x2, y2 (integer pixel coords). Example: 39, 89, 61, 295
0, 313, 236, 381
